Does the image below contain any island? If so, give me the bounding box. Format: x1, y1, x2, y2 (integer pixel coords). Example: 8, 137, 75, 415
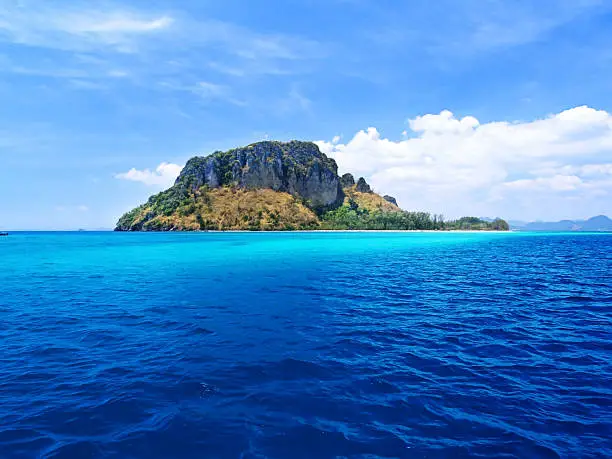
116, 140, 509, 232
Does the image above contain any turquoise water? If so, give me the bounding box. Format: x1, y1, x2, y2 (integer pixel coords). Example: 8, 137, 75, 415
1, 232, 611, 458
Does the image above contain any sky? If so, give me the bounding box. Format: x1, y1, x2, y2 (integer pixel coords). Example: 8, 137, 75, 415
1, 0, 612, 229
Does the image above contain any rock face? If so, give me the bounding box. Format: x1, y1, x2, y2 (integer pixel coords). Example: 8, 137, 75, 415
177, 141, 342, 210
340, 173, 355, 188
383, 195, 398, 206
355, 177, 372, 193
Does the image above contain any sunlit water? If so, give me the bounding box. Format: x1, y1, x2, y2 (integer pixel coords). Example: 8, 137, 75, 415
1, 232, 611, 458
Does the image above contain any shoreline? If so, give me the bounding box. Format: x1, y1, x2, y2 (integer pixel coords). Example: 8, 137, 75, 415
200, 229, 514, 233
9, 230, 612, 234
3, 229, 516, 234
112, 229, 516, 234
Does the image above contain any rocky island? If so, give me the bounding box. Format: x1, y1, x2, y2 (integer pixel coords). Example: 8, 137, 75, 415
116, 140, 509, 231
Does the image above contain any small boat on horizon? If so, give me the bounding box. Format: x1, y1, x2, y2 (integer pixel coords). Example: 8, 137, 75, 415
0, 232, 8, 236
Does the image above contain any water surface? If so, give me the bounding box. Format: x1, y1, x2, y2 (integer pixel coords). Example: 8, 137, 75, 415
1, 232, 611, 458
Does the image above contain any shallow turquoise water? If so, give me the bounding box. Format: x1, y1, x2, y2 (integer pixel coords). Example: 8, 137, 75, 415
1, 232, 611, 458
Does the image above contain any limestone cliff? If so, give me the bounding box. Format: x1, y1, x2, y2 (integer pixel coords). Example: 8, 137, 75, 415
176, 141, 342, 211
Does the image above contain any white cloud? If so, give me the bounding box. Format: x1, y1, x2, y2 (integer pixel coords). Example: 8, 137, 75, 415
503, 175, 583, 191
115, 162, 183, 187
580, 164, 612, 176
409, 110, 480, 133
69, 15, 172, 34
0, 3, 173, 53
0, 2, 323, 61
316, 106, 612, 220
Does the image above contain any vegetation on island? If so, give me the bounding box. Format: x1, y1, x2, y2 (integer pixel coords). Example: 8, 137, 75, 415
321, 200, 509, 231
116, 140, 510, 232
116, 187, 319, 231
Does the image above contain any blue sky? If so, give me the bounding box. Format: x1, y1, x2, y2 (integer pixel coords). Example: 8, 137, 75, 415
1, 0, 612, 229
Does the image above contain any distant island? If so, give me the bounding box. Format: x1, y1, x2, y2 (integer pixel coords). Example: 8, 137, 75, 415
511, 215, 612, 232
116, 141, 509, 232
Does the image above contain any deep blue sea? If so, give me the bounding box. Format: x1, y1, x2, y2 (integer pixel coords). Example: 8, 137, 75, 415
1, 232, 611, 459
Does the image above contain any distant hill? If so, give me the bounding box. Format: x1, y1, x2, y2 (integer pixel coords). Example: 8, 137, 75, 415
115, 140, 509, 232
513, 215, 612, 232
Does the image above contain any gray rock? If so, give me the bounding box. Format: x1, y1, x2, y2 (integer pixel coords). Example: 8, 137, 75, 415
355, 177, 372, 193
340, 173, 355, 188
383, 195, 398, 206
177, 141, 343, 211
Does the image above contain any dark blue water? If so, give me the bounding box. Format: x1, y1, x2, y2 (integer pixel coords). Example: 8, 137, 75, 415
1, 232, 611, 458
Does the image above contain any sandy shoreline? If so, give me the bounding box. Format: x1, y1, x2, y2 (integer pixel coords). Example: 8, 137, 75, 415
189, 229, 515, 234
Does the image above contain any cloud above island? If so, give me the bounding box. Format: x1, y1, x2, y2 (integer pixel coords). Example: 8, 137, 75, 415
115, 162, 183, 187
316, 106, 612, 220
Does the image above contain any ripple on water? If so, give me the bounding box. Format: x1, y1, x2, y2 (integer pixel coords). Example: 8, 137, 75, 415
0, 232, 611, 458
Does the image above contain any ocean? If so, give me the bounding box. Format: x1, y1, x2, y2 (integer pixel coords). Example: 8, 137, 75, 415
0, 232, 610, 458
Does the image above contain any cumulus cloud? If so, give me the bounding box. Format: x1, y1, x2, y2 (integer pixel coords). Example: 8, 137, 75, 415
316, 106, 612, 220
115, 162, 183, 187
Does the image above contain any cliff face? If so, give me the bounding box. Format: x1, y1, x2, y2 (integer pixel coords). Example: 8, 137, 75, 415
176, 141, 342, 211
